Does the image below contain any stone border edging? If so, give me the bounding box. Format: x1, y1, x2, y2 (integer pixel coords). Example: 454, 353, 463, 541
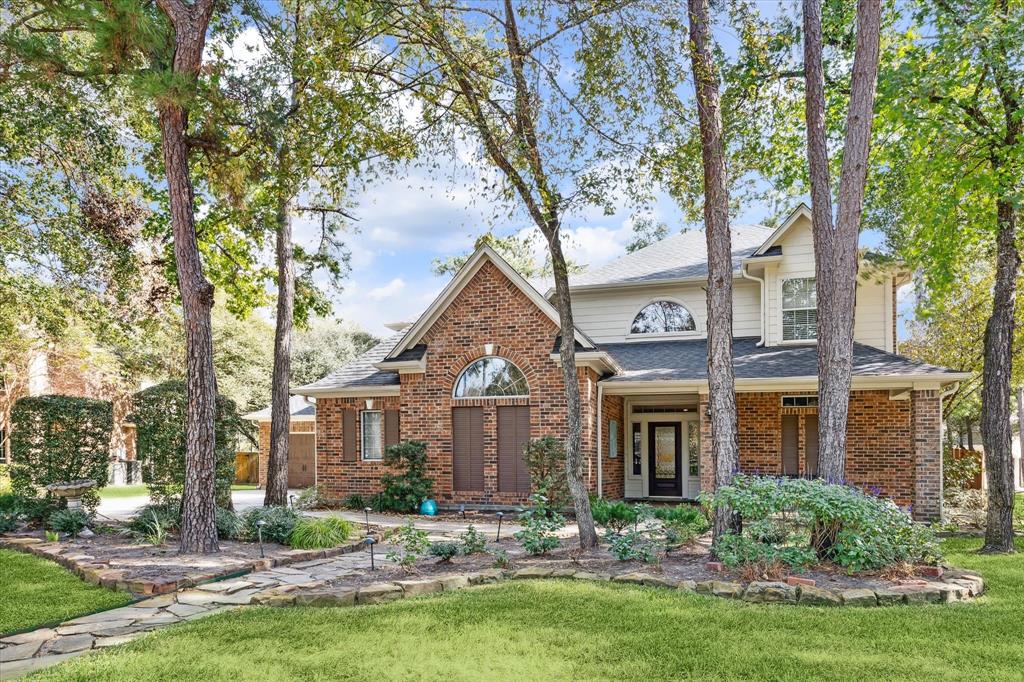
257, 565, 985, 609
0, 535, 370, 597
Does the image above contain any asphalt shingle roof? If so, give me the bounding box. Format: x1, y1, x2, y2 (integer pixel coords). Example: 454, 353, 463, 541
569, 224, 775, 288
597, 337, 964, 383
243, 395, 317, 421
292, 330, 405, 393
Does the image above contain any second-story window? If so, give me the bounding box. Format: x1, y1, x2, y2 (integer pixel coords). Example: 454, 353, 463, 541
782, 278, 817, 341
630, 300, 696, 335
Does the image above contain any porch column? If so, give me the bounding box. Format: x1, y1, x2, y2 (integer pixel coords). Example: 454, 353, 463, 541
698, 392, 715, 492
911, 389, 942, 521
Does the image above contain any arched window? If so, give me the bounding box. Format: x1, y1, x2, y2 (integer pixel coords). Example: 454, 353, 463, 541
630, 300, 696, 334
453, 357, 529, 398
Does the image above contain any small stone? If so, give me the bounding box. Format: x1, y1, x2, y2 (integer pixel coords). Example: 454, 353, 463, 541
894, 585, 942, 604
917, 565, 943, 579
874, 588, 907, 606
262, 594, 298, 607
743, 581, 796, 604
798, 585, 841, 606
468, 569, 504, 585
611, 572, 647, 585
45, 634, 95, 654
134, 594, 176, 608
710, 581, 743, 599
1, 628, 55, 645
513, 567, 553, 580
438, 574, 471, 591
706, 561, 724, 572
395, 579, 443, 597
356, 583, 403, 605
694, 580, 714, 595
936, 583, 969, 603
785, 576, 815, 587
844, 588, 880, 608
0, 640, 43, 662
677, 580, 697, 593
549, 568, 577, 578
294, 590, 356, 607
78, 528, 95, 538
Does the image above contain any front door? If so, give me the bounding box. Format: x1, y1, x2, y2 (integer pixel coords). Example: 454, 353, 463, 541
648, 422, 682, 497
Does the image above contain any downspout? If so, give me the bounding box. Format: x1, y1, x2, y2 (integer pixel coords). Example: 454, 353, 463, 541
741, 261, 766, 346
597, 383, 603, 499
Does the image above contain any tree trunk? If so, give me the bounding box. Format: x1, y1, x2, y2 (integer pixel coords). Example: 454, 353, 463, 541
543, 220, 599, 548
803, 0, 882, 484
156, 0, 219, 554
1017, 386, 1023, 489
687, 0, 740, 543
981, 198, 1019, 553
264, 192, 295, 507
966, 420, 974, 451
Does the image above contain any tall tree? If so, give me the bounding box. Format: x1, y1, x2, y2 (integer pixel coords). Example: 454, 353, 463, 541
802, 0, 882, 483
686, 0, 740, 542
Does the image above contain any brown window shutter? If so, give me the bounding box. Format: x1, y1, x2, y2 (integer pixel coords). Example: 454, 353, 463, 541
452, 406, 484, 491
781, 414, 798, 476
498, 405, 531, 493
804, 415, 819, 477
384, 410, 400, 448
343, 409, 357, 462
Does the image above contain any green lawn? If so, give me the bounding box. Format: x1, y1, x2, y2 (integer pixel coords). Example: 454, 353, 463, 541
0, 549, 132, 636
27, 538, 1024, 681
99, 484, 258, 499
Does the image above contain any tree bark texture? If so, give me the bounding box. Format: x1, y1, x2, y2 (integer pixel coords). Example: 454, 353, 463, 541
803, 0, 882, 484
1017, 386, 1023, 489
265, 193, 295, 507
982, 198, 1019, 553
687, 0, 740, 543
156, 0, 219, 554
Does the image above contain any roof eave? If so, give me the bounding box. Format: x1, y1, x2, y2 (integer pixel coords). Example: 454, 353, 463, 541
291, 385, 401, 398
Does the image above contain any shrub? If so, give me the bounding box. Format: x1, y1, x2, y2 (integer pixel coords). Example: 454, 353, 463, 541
241, 506, 300, 545
0, 510, 19, 533
48, 508, 91, 536
386, 520, 430, 569
126, 502, 180, 535
132, 381, 250, 507
378, 441, 434, 512
216, 508, 242, 540
429, 541, 461, 562
0, 492, 55, 525
522, 437, 570, 512
708, 475, 941, 572
714, 532, 816, 569
606, 527, 661, 563
515, 493, 564, 555
9, 395, 113, 512
943, 447, 981, 492
294, 484, 328, 511
590, 497, 640, 534
459, 524, 487, 554
343, 494, 367, 510
491, 548, 511, 569
289, 517, 353, 549
653, 504, 706, 526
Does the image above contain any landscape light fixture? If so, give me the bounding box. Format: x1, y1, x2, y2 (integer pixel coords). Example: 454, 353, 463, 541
365, 536, 377, 570
495, 511, 504, 542
459, 503, 466, 519
256, 519, 267, 558
289, 494, 296, 509
364, 507, 372, 534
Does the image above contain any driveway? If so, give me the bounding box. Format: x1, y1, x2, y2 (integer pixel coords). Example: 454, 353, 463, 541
96, 488, 294, 521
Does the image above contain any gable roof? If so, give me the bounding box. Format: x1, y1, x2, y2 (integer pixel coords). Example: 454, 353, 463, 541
292, 331, 404, 396
385, 245, 595, 361
569, 224, 775, 289
751, 203, 812, 257
243, 395, 317, 421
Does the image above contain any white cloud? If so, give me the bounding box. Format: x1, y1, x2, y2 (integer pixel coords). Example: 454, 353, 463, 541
368, 278, 406, 300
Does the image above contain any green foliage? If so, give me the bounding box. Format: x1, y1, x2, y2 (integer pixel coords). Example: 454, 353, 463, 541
0, 492, 55, 525
132, 381, 250, 507
215, 508, 242, 540
713, 533, 816, 570
379, 441, 434, 513
9, 395, 112, 512
943, 447, 981, 492
47, 508, 91, 537
241, 507, 300, 545
522, 437, 570, 514
294, 484, 328, 511
432, 232, 584, 279
126, 503, 181, 535
590, 497, 640, 535
708, 476, 941, 572
458, 525, 487, 554
0, 512, 17, 533
491, 548, 511, 569
291, 321, 378, 388
428, 541, 461, 562
606, 528, 661, 564
386, 520, 430, 569
515, 494, 565, 555
288, 517, 353, 550
343, 494, 367, 510
45, 530, 60, 543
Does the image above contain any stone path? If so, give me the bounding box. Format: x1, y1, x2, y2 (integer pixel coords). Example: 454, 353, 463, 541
0, 548, 394, 680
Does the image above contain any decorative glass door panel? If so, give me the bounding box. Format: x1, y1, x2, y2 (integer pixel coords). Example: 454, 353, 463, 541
648, 422, 682, 496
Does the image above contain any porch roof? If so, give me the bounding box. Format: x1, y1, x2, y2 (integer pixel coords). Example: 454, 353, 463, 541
596, 337, 967, 384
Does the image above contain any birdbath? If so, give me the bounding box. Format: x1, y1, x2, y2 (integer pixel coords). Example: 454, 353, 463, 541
46, 479, 97, 510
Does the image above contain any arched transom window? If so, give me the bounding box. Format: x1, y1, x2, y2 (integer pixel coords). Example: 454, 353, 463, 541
453, 357, 529, 398
630, 300, 696, 334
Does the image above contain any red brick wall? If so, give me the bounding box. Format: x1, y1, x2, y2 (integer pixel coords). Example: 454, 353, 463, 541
601, 393, 625, 498
256, 419, 316, 488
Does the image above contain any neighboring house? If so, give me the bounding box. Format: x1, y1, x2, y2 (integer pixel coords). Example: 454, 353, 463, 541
261, 205, 966, 520
243, 396, 317, 488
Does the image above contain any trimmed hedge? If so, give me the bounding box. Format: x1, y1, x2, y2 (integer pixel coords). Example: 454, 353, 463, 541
9, 395, 112, 511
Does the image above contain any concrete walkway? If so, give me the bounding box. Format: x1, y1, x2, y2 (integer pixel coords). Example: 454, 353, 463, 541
96, 489, 296, 521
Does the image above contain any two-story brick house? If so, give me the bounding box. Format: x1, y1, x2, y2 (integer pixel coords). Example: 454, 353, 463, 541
252, 205, 966, 520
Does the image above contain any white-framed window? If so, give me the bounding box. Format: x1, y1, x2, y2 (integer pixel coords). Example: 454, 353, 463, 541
361, 410, 383, 460
630, 300, 696, 335
782, 278, 817, 341
453, 356, 529, 398
781, 395, 818, 408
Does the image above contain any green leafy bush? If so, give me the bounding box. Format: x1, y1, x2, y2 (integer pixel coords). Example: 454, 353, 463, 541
459, 524, 487, 554
241, 506, 300, 545
428, 541, 461, 562
126, 503, 181, 534
48, 508, 90, 536
708, 475, 941, 572
386, 520, 430, 569
943, 446, 981, 492
653, 504, 706, 526
523, 437, 570, 512
606, 527, 661, 563
132, 381, 250, 507
515, 493, 565, 555
289, 517, 353, 549
714, 532, 816, 569
0, 492, 55, 525
0, 511, 18, 533
379, 441, 434, 512
590, 497, 640, 534
216, 508, 242, 540
343, 494, 366, 510
294, 484, 328, 510
9, 395, 113, 512
491, 548, 511, 569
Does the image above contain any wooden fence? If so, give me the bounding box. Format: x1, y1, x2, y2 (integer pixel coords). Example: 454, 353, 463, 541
234, 451, 259, 484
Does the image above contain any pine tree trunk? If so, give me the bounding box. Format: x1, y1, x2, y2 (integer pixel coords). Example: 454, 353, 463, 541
1017, 386, 1023, 488
803, 0, 881, 484
544, 220, 599, 549
981, 198, 1019, 553
687, 0, 740, 542
156, 0, 219, 554
264, 193, 295, 507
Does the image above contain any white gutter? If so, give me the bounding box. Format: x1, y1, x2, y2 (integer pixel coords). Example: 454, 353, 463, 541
741, 261, 767, 347
597, 383, 604, 499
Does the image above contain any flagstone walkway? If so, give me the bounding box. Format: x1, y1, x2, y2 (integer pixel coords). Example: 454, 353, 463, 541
0, 549, 394, 679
